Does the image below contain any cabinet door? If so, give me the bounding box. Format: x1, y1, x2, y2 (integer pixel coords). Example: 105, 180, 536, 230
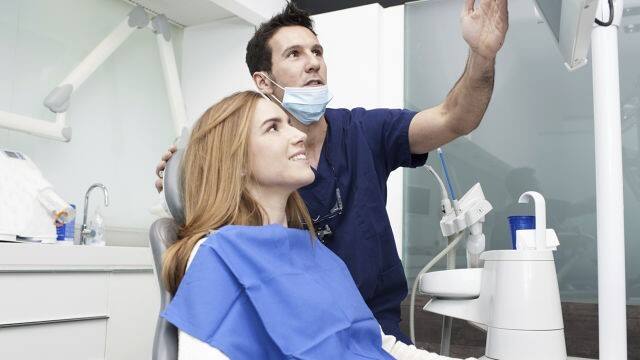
105, 271, 158, 360
0, 318, 107, 360
0, 272, 109, 324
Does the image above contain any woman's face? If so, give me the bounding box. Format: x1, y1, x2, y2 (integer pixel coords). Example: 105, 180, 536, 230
247, 98, 315, 192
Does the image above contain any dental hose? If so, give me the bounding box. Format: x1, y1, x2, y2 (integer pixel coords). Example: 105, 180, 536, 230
437, 148, 456, 201
436, 148, 458, 270
410, 163, 462, 345
409, 231, 465, 344
425, 164, 452, 214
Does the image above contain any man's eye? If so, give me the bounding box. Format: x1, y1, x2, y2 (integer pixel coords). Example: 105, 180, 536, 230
268, 124, 278, 132
313, 50, 323, 56
288, 51, 299, 58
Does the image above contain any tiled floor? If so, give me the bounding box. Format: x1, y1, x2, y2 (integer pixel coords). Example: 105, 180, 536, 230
400, 296, 640, 359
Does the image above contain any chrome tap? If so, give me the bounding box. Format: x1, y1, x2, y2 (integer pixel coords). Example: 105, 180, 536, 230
80, 183, 109, 245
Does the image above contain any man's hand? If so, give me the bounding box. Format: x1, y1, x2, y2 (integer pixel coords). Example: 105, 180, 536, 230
155, 144, 177, 193
408, 0, 509, 155
461, 0, 508, 60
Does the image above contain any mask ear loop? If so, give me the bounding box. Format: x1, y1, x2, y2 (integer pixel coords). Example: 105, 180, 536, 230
254, 73, 281, 103
253, 73, 303, 126
258, 72, 285, 91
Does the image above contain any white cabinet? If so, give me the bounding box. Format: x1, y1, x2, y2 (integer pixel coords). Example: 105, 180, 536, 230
1, 319, 108, 360
0, 243, 159, 360
105, 272, 159, 359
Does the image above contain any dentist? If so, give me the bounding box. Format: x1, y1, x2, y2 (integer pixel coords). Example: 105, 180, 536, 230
156, 0, 508, 344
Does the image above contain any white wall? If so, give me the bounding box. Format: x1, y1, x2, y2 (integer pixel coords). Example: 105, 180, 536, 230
181, 17, 256, 124
313, 4, 406, 255
180, 3, 408, 256
1, 0, 183, 246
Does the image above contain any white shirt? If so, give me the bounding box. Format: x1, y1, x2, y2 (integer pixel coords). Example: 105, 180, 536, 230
177, 239, 475, 360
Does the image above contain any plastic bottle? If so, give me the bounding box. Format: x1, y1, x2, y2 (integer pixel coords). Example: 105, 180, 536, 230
91, 209, 106, 246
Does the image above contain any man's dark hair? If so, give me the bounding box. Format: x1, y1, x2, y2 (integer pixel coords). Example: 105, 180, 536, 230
245, 2, 316, 75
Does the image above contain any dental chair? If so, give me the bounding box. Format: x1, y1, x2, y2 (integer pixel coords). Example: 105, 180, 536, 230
149, 149, 185, 360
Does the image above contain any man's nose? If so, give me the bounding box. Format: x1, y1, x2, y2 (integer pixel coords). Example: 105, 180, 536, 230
305, 52, 321, 73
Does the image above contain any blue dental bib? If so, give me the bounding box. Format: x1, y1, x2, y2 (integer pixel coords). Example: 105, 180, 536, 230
162, 224, 393, 359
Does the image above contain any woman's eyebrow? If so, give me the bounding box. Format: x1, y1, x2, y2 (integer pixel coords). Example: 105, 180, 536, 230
261, 117, 281, 127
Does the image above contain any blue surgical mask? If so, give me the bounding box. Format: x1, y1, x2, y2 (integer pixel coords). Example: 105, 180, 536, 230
259, 73, 333, 126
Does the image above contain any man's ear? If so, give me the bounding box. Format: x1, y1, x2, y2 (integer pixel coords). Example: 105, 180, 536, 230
252, 72, 274, 95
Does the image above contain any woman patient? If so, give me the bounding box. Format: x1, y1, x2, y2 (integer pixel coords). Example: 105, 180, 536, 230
161, 91, 473, 360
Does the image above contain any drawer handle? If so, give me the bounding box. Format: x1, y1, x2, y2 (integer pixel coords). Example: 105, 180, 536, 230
0, 315, 109, 328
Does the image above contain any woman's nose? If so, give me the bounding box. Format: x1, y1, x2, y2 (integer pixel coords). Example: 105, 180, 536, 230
291, 127, 307, 144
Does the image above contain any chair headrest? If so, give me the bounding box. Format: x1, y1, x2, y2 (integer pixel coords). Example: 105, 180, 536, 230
163, 148, 185, 226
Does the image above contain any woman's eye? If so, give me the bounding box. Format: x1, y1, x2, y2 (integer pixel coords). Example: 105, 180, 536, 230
268, 124, 278, 132
288, 51, 298, 58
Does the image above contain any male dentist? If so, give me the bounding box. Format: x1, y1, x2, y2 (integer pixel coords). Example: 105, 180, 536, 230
156, 0, 508, 344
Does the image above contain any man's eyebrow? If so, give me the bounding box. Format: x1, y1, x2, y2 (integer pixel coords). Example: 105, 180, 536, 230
281, 45, 302, 56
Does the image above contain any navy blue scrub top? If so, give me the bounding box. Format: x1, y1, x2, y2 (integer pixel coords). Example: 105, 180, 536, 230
298, 107, 428, 344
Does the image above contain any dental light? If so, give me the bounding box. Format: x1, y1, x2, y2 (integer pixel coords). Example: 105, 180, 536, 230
0, 5, 188, 141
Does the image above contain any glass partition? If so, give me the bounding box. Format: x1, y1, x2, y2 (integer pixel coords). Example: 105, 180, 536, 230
403, 0, 640, 304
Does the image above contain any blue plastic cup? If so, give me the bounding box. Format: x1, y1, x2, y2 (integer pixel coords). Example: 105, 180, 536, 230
508, 215, 536, 249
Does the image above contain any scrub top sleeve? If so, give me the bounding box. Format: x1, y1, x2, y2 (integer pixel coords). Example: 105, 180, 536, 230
161, 244, 242, 344
357, 108, 428, 176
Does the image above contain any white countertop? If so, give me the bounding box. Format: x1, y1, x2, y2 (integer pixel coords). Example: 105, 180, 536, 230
0, 243, 153, 271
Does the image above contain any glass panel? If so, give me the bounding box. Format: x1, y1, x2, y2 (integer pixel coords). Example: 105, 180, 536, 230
404, 0, 640, 304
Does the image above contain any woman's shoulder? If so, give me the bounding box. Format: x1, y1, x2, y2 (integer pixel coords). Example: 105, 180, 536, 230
186, 225, 271, 266
190, 225, 313, 264
186, 237, 209, 269
210, 224, 300, 241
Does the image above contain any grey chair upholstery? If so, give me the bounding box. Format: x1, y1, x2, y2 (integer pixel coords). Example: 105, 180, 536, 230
163, 149, 185, 226
149, 218, 179, 360
149, 148, 185, 360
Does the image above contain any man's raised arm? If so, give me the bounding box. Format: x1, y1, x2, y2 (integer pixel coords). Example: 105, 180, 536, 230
408, 0, 508, 154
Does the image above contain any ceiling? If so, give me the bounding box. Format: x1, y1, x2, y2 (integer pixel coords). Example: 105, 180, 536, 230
122, 0, 236, 27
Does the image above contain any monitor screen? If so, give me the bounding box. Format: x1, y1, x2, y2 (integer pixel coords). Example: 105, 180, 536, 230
533, 0, 599, 70
535, 0, 562, 42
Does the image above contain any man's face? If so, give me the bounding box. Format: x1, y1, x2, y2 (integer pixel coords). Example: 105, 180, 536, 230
265, 26, 327, 99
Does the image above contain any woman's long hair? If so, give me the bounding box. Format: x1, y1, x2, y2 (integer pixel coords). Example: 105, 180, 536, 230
162, 91, 315, 295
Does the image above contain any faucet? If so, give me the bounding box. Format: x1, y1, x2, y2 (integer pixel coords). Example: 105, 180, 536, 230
80, 183, 109, 245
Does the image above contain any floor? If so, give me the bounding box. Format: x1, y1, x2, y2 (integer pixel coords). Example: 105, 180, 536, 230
400, 296, 640, 359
